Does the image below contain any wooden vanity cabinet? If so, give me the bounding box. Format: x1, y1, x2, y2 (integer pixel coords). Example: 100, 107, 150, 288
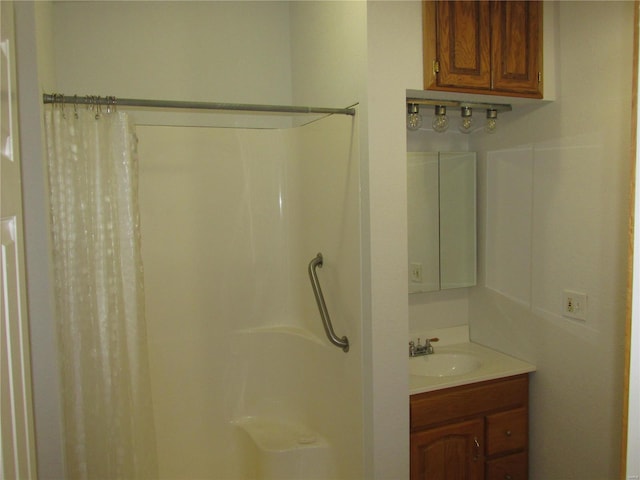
423, 1, 543, 98
410, 374, 529, 480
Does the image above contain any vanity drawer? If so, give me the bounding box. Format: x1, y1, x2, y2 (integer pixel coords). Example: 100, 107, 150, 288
486, 407, 528, 455
486, 451, 528, 480
411, 375, 528, 431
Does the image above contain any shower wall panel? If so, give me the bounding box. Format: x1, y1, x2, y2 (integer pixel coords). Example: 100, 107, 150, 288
137, 114, 361, 479
288, 115, 363, 479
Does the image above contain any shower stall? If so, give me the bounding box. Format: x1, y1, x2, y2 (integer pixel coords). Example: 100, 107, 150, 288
18, 2, 369, 477
139, 112, 362, 478
42, 97, 362, 478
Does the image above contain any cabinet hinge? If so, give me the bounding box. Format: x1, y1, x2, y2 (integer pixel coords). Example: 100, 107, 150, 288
538, 71, 542, 83
433, 60, 440, 75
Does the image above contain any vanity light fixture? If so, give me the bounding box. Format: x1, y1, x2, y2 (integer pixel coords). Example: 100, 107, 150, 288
405, 97, 511, 133
485, 109, 498, 134
432, 105, 449, 133
459, 106, 473, 134
406, 103, 423, 131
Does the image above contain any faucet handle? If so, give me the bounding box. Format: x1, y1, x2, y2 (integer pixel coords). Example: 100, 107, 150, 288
409, 341, 415, 356
424, 337, 439, 354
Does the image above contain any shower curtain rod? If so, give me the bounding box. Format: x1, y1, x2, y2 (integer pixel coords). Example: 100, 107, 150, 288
42, 93, 356, 116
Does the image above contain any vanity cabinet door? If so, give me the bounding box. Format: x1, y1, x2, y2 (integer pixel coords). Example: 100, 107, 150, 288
410, 418, 485, 480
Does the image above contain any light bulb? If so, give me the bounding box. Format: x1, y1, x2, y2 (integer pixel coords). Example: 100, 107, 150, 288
459, 106, 473, 134
485, 109, 498, 134
432, 105, 449, 133
407, 104, 422, 131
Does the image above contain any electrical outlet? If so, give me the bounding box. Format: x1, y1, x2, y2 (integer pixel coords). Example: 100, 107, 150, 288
562, 290, 587, 321
410, 263, 423, 283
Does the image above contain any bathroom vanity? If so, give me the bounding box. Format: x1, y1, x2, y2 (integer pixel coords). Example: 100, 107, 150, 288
411, 374, 528, 480
409, 337, 535, 480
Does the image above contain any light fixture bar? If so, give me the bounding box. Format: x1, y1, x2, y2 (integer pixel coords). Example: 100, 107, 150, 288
406, 97, 512, 113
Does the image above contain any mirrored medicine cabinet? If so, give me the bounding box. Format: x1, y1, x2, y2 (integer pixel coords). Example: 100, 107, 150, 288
407, 151, 477, 293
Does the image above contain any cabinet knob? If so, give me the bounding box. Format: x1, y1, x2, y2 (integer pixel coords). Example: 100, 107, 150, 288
505, 430, 512, 437
504, 475, 512, 480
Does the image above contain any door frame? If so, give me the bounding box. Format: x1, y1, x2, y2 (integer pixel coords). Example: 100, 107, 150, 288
623, 2, 640, 479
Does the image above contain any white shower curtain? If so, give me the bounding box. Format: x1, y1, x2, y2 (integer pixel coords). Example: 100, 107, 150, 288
44, 106, 158, 479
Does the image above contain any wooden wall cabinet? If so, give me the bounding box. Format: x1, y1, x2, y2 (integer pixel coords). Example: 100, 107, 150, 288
410, 374, 529, 480
423, 1, 543, 99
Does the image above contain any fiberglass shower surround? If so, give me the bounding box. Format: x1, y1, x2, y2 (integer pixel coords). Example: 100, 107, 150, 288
43, 92, 362, 479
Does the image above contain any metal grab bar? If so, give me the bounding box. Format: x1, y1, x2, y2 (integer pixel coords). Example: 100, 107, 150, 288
307, 253, 349, 353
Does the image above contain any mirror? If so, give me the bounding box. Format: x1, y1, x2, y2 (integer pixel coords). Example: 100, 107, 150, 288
407, 151, 476, 293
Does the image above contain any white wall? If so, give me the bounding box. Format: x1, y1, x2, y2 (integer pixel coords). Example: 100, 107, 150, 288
52, 2, 293, 104
469, 2, 632, 478
50, 1, 296, 128
364, 2, 424, 477
289, 1, 366, 110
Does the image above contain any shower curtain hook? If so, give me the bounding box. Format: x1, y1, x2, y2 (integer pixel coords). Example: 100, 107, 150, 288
55, 93, 66, 118
106, 96, 116, 114
94, 96, 102, 119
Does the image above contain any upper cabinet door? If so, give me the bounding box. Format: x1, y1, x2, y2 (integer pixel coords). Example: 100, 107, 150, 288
434, 1, 491, 91
491, 0, 542, 96
423, 0, 543, 99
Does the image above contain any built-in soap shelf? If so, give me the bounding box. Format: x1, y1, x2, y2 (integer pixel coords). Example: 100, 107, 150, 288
233, 416, 336, 480
233, 416, 327, 451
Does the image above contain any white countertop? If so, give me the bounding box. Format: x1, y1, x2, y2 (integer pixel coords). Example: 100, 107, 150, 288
409, 341, 536, 395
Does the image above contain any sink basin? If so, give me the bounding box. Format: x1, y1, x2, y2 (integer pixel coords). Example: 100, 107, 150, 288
409, 353, 481, 377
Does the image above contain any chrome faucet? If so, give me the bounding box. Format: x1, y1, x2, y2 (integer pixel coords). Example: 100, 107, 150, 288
409, 337, 439, 357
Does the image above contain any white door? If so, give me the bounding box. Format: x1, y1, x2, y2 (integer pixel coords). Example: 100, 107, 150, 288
0, 1, 38, 478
